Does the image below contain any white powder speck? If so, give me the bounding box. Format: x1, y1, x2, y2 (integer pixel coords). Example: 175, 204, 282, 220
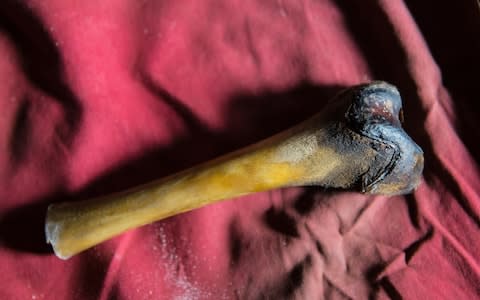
155, 225, 209, 300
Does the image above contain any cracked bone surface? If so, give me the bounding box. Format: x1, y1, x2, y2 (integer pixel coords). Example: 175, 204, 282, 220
45, 81, 424, 259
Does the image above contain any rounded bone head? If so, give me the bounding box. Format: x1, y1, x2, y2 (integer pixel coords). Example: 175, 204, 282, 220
347, 81, 403, 128
345, 81, 424, 195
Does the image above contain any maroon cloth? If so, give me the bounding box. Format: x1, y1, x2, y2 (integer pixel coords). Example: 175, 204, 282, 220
1, 0, 479, 299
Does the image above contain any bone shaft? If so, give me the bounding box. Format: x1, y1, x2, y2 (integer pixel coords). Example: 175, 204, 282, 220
46, 122, 344, 259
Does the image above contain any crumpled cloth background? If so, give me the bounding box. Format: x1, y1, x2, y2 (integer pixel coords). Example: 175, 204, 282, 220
1, 0, 479, 299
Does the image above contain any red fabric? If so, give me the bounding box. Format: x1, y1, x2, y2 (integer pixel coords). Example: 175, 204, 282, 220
1, 0, 479, 299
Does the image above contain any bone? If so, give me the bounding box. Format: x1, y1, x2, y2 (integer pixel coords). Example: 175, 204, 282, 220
45, 81, 423, 259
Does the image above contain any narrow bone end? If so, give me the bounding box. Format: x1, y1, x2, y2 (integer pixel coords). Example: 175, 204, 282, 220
45, 205, 72, 260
